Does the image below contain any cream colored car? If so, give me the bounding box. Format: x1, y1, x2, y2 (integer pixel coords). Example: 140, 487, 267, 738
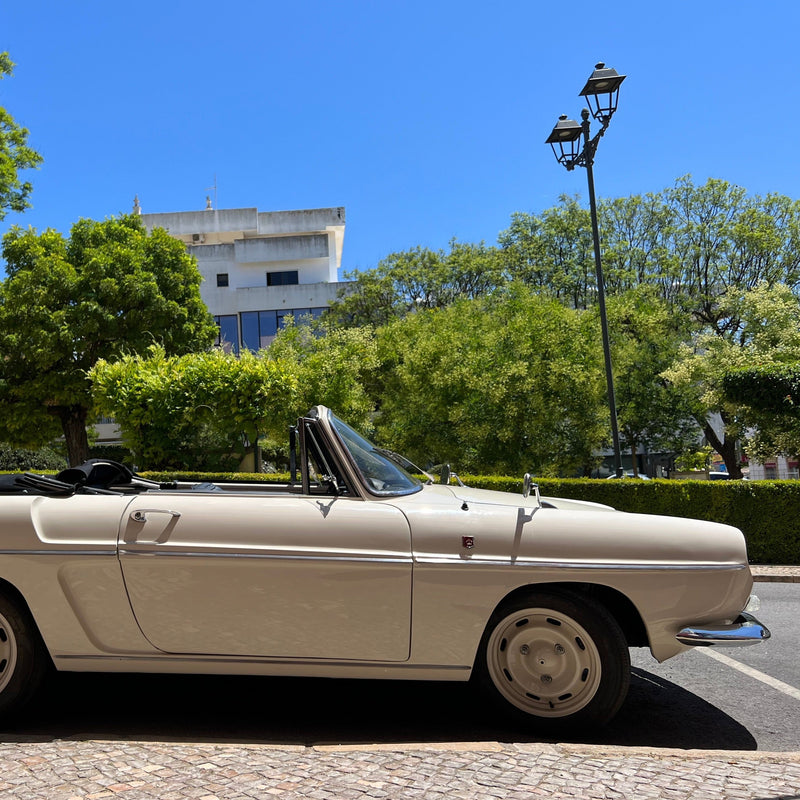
0, 406, 769, 726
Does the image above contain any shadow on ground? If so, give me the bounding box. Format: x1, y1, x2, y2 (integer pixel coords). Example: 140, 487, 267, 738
0, 666, 756, 750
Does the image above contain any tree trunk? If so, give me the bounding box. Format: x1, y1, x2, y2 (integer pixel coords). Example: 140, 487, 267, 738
55, 405, 90, 466
630, 440, 639, 478
702, 418, 742, 479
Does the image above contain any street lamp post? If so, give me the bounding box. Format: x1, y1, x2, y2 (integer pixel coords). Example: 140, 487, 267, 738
546, 63, 626, 479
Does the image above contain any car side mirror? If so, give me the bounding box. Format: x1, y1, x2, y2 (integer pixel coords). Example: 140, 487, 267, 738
523, 473, 541, 506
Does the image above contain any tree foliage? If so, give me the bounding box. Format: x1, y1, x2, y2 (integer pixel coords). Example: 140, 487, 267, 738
90, 324, 379, 470
0, 216, 218, 465
372, 286, 607, 476
0, 53, 42, 220
500, 177, 800, 472
663, 284, 800, 476
91, 346, 298, 470
722, 363, 800, 462
605, 289, 700, 472
499, 195, 595, 308
321, 176, 800, 475
268, 321, 379, 432
326, 240, 506, 327
499, 177, 800, 315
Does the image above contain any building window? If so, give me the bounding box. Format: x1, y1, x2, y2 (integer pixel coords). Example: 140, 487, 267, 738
241, 310, 278, 351
240, 308, 326, 351
764, 462, 778, 480
214, 315, 239, 355
278, 308, 311, 329
216, 273, 229, 287
267, 270, 299, 286
788, 461, 799, 480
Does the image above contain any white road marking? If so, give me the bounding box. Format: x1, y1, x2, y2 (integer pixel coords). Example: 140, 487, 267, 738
699, 648, 800, 701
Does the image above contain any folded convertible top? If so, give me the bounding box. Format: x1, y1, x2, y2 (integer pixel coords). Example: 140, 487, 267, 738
0, 459, 167, 496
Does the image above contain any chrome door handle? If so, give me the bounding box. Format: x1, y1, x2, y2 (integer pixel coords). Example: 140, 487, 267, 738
131, 509, 182, 523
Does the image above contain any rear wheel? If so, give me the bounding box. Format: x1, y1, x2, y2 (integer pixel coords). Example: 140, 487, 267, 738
0, 593, 47, 717
477, 590, 630, 727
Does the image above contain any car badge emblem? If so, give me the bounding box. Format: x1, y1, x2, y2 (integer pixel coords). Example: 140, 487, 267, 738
462, 536, 475, 549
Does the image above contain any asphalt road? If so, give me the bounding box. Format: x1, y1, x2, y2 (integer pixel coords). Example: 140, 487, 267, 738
1, 583, 797, 752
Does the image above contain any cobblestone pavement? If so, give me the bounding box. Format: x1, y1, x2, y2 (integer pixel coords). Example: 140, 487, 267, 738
0, 739, 799, 800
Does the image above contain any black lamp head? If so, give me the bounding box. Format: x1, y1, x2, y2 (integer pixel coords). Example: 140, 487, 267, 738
546, 114, 583, 167
579, 62, 625, 122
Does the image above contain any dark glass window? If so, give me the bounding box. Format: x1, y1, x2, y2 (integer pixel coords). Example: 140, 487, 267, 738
241, 310, 279, 352
277, 308, 318, 330
267, 270, 299, 286
216, 273, 229, 287
259, 310, 278, 343
240, 312, 259, 352
214, 315, 239, 355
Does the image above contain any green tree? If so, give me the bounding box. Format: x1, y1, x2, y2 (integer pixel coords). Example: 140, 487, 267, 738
722, 363, 800, 463
499, 195, 595, 308
662, 176, 800, 330
91, 346, 298, 470
0, 216, 217, 465
268, 320, 379, 431
373, 285, 607, 476
326, 240, 506, 327
0, 53, 42, 221
606, 289, 700, 473
499, 178, 800, 318
91, 324, 378, 471
663, 284, 800, 477
599, 191, 681, 301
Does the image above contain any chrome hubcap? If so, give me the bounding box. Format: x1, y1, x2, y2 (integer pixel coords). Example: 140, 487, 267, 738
487, 607, 602, 718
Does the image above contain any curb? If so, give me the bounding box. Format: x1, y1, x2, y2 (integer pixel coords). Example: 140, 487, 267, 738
751, 566, 800, 583
54, 738, 800, 761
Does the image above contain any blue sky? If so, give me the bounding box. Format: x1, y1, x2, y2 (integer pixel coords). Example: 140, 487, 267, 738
2, 2, 799, 277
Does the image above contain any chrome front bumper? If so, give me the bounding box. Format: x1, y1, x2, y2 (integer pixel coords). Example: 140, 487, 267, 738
676, 612, 771, 647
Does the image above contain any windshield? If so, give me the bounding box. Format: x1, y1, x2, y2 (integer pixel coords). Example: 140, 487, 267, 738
330, 415, 421, 496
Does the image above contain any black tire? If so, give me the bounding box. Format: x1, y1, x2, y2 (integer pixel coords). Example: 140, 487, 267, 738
0, 592, 48, 718
475, 589, 630, 727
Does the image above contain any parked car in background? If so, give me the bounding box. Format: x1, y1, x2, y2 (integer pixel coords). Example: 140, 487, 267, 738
0, 406, 769, 727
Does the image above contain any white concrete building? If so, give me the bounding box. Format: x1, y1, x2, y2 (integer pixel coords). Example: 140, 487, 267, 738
138, 202, 347, 352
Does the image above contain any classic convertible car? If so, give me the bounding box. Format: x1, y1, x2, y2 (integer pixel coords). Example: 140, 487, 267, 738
0, 406, 769, 726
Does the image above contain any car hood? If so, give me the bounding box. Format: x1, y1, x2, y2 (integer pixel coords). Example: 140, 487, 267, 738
393, 482, 749, 569
435, 483, 617, 513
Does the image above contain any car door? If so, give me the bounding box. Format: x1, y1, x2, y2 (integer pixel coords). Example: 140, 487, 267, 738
117, 492, 412, 661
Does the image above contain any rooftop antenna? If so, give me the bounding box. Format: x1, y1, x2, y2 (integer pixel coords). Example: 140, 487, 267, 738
205, 174, 218, 210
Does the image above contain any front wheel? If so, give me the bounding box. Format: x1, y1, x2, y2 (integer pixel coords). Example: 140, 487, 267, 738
476, 590, 630, 727
0, 593, 47, 718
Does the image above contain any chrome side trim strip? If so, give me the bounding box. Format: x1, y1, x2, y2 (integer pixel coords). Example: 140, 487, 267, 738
415, 557, 749, 571
118, 549, 411, 564
0, 549, 116, 557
